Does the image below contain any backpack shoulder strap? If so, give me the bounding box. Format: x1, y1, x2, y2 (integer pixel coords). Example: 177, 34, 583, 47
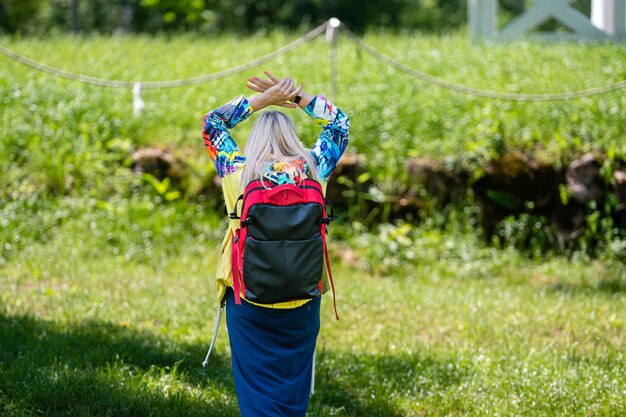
229, 195, 243, 219
321, 223, 339, 321
231, 230, 245, 305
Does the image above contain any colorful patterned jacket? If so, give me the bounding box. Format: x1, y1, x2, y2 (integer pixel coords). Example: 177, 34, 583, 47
202, 94, 350, 307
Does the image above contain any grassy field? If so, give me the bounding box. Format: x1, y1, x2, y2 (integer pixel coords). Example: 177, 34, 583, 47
0, 203, 625, 416
1, 31, 626, 416
1, 31, 626, 200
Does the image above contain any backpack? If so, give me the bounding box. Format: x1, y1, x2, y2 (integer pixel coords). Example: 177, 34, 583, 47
229, 178, 339, 320
202, 178, 339, 367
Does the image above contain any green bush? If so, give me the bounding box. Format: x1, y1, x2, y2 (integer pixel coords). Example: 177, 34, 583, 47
1, 32, 625, 256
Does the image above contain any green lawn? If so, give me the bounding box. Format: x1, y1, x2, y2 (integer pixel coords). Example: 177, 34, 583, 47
1, 201, 624, 416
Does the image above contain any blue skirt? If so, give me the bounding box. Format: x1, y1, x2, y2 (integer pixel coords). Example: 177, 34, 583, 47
225, 290, 321, 417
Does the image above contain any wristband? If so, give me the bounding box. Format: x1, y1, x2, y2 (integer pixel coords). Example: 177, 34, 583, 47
293, 95, 302, 104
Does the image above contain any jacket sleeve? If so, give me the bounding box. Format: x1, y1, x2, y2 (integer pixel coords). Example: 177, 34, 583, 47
304, 95, 350, 181
202, 95, 253, 177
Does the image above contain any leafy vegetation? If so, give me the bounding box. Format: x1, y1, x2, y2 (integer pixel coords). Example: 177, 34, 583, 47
0, 0, 466, 35
1, 204, 624, 416
1, 31, 625, 192
0, 31, 625, 416
0, 0, 601, 35
1, 31, 625, 255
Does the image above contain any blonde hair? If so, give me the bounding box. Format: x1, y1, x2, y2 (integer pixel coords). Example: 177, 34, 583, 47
241, 111, 319, 187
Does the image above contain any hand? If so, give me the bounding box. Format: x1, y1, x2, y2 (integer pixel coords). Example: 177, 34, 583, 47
264, 70, 314, 109
247, 71, 302, 108
264, 77, 302, 105
247, 70, 285, 93
248, 76, 302, 111
246, 70, 277, 93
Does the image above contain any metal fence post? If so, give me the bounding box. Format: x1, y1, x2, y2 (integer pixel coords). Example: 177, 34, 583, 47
326, 18, 341, 101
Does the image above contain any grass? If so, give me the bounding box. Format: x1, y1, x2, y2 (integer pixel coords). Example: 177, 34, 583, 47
1, 200, 625, 416
1, 31, 625, 416
1, 31, 626, 200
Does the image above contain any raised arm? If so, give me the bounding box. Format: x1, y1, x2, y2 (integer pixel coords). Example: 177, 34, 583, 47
303, 95, 350, 181
248, 71, 350, 180
203, 78, 303, 178
202, 96, 252, 177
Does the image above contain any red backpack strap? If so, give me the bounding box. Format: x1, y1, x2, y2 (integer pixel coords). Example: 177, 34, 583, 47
231, 230, 245, 305
321, 224, 339, 321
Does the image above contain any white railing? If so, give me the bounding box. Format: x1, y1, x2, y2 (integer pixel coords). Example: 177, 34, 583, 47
468, 0, 626, 41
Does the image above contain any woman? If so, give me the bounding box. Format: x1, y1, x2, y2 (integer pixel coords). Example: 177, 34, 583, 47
201, 71, 350, 417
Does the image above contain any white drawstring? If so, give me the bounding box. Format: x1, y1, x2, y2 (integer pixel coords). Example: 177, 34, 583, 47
202, 306, 223, 367
310, 347, 316, 396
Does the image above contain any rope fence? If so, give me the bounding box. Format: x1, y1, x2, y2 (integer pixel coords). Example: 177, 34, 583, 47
340, 24, 626, 102
1, 18, 626, 105
0, 21, 327, 89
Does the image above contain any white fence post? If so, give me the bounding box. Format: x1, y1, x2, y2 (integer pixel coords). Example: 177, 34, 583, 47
133, 82, 144, 117
326, 18, 340, 101
470, 0, 625, 41
469, 0, 498, 42
592, 0, 626, 39
592, 0, 614, 32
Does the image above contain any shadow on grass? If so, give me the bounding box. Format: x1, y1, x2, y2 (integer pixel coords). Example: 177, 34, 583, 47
0, 312, 237, 417
0, 312, 473, 417
551, 275, 626, 295
308, 349, 472, 416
